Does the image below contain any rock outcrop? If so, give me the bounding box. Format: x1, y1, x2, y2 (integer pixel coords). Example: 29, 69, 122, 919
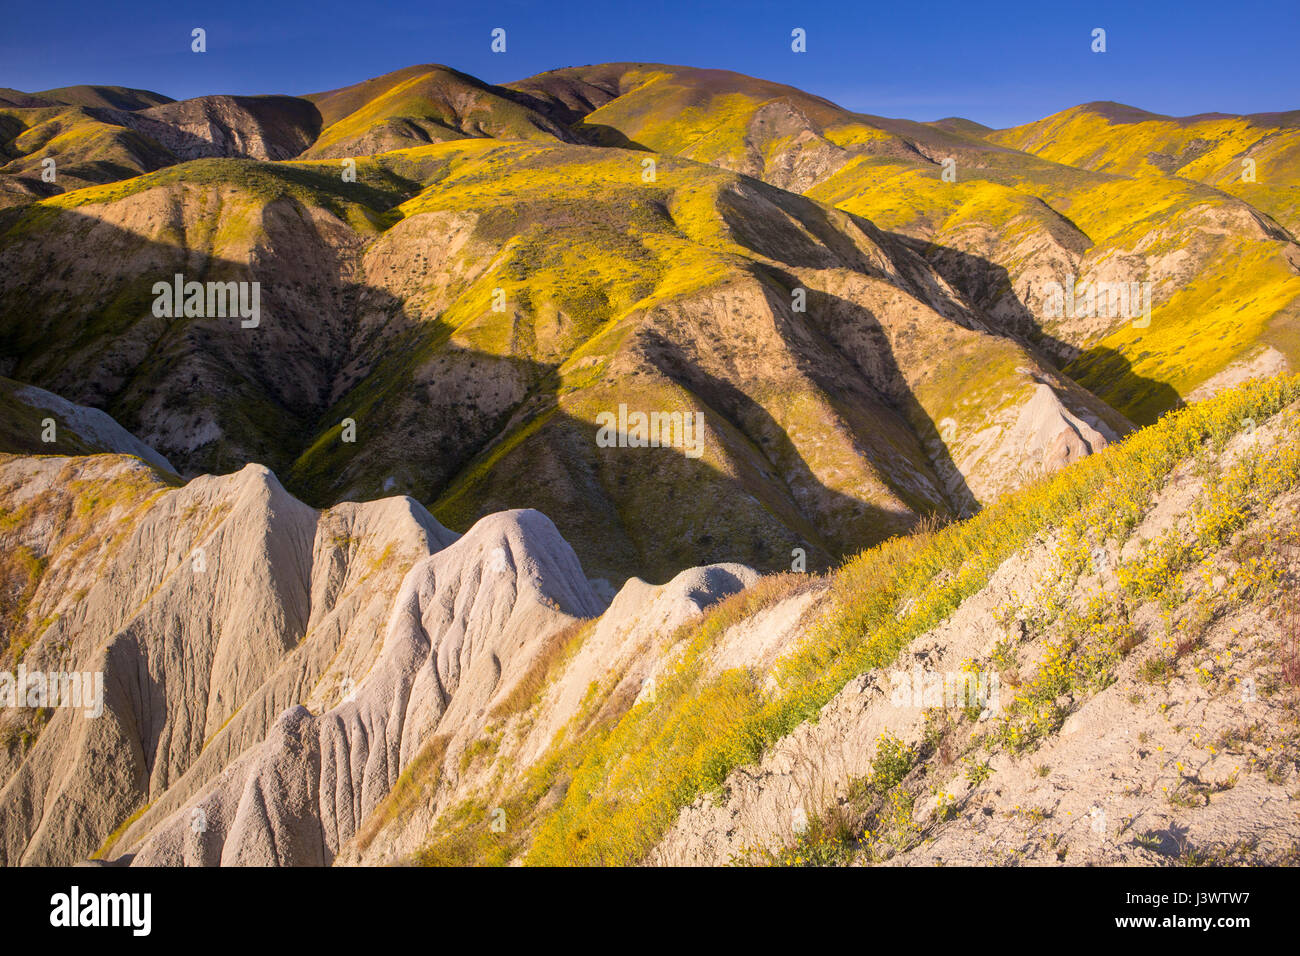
0, 458, 453, 864
124, 508, 602, 865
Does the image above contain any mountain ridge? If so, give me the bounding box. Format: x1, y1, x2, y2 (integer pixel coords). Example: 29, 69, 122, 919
1, 60, 1298, 868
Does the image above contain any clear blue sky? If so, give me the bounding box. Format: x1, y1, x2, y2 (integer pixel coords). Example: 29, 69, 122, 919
2, 0, 1296, 128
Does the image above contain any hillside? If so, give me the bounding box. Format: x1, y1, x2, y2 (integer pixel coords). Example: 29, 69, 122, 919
304, 65, 574, 158
2, 61, 1294, 434
512, 64, 1300, 427
0, 60, 1297, 869
0, 133, 1129, 582
989, 102, 1300, 233
0, 376, 1294, 866
386, 375, 1300, 866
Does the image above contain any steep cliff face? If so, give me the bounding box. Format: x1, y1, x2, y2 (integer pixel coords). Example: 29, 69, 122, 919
0, 445, 746, 866
125, 509, 603, 866
120, 95, 323, 161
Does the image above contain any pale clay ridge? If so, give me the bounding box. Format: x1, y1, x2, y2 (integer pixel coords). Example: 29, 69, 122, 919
0, 449, 766, 865
124, 508, 605, 865
528, 563, 761, 759
12, 382, 175, 473
956, 381, 1117, 505
343, 560, 764, 865
0, 459, 453, 864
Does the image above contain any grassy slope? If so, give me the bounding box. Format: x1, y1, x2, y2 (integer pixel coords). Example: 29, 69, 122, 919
562, 64, 917, 175
0, 378, 98, 458
0, 160, 415, 484
989, 103, 1300, 232
29, 86, 173, 111
5, 63, 1294, 432
543, 70, 1299, 426
0, 106, 174, 189
284, 138, 744, 497
808, 119, 1300, 423
399, 374, 1300, 865
286, 139, 939, 577
1, 136, 965, 580
303, 65, 568, 158
26, 156, 409, 229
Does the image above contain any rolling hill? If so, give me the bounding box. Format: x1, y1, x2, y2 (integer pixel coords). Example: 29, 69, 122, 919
0, 60, 1297, 868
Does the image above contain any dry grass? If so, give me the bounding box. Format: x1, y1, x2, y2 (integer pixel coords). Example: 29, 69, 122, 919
354, 733, 450, 854
489, 617, 594, 720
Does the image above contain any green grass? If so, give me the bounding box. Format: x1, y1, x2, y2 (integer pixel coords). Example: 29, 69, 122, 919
10, 156, 411, 235
90, 800, 153, 860
514, 374, 1300, 864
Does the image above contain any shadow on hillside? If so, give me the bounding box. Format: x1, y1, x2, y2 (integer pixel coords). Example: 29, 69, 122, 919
631, 324, 929, 566
105, 97, 324, 164
756, 266, 979, 518
0, 201, 945, 585
568, 122, 652, 152
893, 235, 1185, 426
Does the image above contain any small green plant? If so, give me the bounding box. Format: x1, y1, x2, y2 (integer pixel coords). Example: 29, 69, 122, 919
869, 732, 916, 792
966, 758, 993, 786
1139, 656, 1176, 684
864, 789, 920, 859
1167, 782, 1209, 808
933, 791, 959, 822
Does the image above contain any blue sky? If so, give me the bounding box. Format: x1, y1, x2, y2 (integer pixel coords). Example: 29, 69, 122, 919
2, 0, 1296, 127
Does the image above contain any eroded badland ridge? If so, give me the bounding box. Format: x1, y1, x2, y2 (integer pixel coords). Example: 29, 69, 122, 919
1, 62, 1298, 866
